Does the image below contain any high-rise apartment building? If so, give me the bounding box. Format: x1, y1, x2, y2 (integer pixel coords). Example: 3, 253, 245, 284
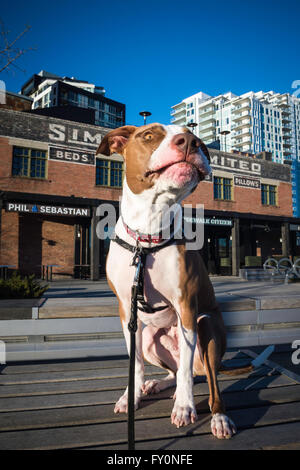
21, 70, 125, 129
171, 90, 300, 216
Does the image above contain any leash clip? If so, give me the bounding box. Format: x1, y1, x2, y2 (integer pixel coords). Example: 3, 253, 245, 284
132, 252, 143, 286
131, 232, 142, 267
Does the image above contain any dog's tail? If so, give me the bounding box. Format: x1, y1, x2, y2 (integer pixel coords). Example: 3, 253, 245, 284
218, 345, 275, 376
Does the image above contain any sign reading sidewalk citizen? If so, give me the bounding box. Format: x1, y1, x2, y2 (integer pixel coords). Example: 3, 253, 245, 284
49, 146, 95, 165
184, 216, 233, 227
234, 175, 261, 189
6, 203, 90, 217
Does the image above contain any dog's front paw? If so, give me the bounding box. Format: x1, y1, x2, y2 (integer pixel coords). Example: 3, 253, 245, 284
114, 393, 141, 414
171, 400, 197, 428
211, 413, 237, 439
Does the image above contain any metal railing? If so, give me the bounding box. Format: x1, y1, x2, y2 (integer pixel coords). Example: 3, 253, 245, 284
263, 257, 300, 284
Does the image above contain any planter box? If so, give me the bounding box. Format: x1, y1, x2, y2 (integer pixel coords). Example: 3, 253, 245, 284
245, 256, 262, 267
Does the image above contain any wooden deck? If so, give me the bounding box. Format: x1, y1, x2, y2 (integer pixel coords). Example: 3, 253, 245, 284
0, 347, 300, 450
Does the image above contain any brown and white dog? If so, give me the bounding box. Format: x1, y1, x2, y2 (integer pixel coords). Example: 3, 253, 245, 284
97, 123, 237, 439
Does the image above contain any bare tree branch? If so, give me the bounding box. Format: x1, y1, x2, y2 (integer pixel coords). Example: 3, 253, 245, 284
0, 19, 35, 75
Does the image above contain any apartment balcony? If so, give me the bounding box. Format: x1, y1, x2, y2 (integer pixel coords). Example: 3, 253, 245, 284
232, 128, 251, 138
171, 115, 186, 124
283, 140, 292, 148
282, 123, 292, 132
231, 100, 251, 113
200, 123, 215, 133
199, 114, 216, 125
283, 132, 292, 139
233, 136, 252, 147
232, 111, 251, 121
200, 128, 216, 142
171, 107, 186, 117
233, 143, 252, 152
231, 119, 251, 131
277, 100, 289, 108
199, 105, 215, 117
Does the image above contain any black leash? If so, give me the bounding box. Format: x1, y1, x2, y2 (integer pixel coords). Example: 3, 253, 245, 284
112, 234, 180, 451
127, 245, 143, 451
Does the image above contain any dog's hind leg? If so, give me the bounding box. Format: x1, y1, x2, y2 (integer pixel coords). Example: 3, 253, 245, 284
196, 314, 236, 439
142, 325, 178, 394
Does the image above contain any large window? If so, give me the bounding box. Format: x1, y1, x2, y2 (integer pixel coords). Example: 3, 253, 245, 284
96, 159, 123, 187
12, 147, 47, 179
261, 184, 277, 206
214, 176, 233, 201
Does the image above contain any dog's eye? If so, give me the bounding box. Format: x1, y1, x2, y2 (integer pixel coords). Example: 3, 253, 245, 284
143, 132, 153, 141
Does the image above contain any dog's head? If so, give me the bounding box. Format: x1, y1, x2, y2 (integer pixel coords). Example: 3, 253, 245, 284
96, 124, 211, 198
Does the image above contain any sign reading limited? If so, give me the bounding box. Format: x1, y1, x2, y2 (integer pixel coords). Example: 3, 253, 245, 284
49, 146, 95, 165
6, 203, 90, 217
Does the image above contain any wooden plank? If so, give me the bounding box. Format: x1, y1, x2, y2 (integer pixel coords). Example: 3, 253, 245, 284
0, 365, 167, 386
0, 372, 167, 400
0, 384, 299, 432
0, 354, 264, 387
0, 356, 256, 385
0, 374, 292, 412
38, 304, 119, 319
0, 401, 300, 450
93, 421, 300, 450
0, 365, 277, 399
260, 297, 300, 310
0, 350, 246, 375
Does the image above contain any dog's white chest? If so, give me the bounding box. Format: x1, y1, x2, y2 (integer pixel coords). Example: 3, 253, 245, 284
106, 239, 181, 328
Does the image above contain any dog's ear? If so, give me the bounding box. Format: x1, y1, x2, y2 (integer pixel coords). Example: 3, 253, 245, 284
96, 126, 137, 156
199, 139, 210, 162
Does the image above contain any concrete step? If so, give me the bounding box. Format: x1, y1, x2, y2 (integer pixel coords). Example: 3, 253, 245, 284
239, 269, 286, 282
1, 302, 300, 361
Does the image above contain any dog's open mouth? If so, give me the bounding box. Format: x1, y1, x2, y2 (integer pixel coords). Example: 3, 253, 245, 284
145, 161, 205, 181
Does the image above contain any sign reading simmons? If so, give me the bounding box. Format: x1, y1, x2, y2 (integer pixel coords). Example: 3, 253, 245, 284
48, 123, 103, 148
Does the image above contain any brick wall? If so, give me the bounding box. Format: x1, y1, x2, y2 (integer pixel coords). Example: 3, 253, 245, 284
0, 212, 76, 277
0, 211, 19, 267
184, 180, 293, 217
0, 134, 292, 215
42, 218, 75, 278
0, 137, 122, 202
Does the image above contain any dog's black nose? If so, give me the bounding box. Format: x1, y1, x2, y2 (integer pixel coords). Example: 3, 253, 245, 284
172, 133, 200, 155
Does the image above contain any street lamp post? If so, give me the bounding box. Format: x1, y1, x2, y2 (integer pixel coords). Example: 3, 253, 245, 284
187, 122, 198, 134
220, 130, 230, 152
139, 111, 151, 126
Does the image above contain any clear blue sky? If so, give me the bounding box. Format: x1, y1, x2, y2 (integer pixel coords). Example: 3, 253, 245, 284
1, 0, 300, 126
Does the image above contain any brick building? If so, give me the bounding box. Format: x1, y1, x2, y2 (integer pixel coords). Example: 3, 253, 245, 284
0, 108, 299, 279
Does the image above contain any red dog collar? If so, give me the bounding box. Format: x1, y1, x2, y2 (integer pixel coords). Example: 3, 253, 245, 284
122, 218, 164, 244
